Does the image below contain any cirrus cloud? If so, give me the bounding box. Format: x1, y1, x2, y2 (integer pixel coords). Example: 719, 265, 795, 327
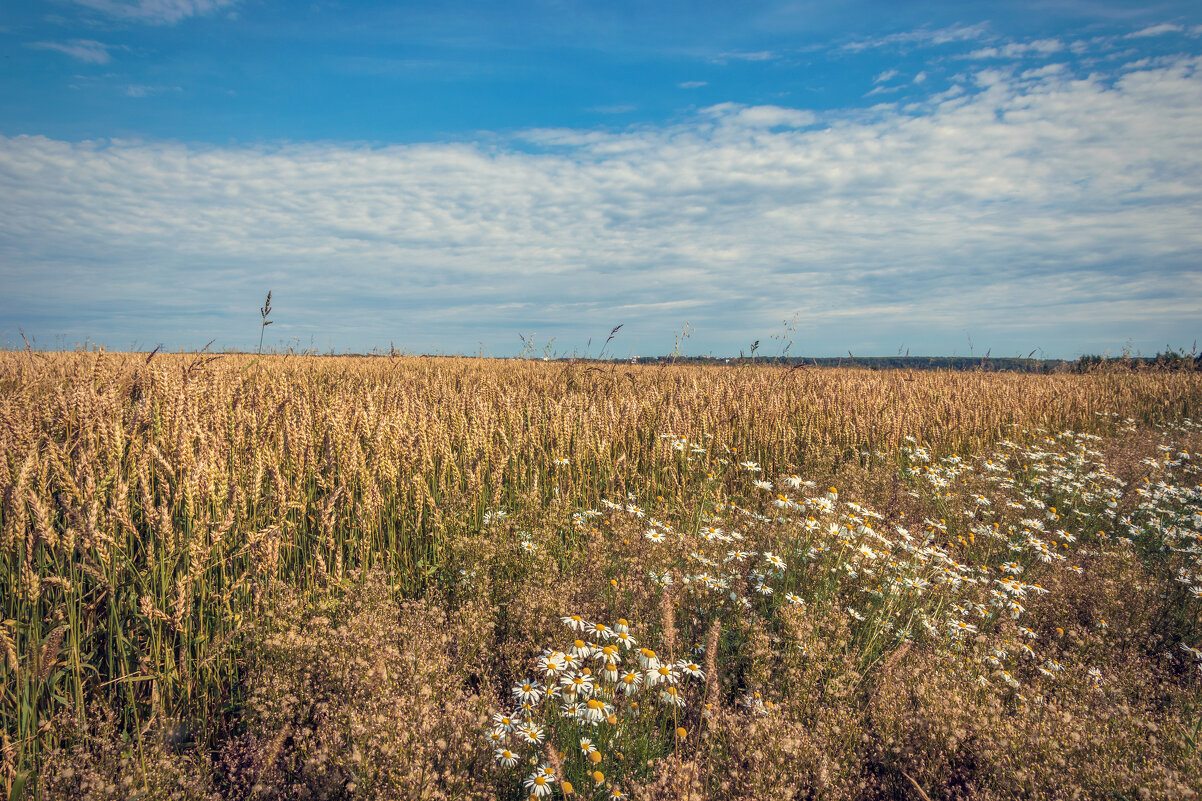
71, 0, 239, 25
841, 22, 990, 52
1127, 23, 1185, 38
28, 39, 115, 63
963, 39, 1065, 59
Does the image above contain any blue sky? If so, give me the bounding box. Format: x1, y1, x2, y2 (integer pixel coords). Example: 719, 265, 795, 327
2, 1, 1201, 357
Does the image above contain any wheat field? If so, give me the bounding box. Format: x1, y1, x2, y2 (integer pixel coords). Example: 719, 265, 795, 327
1, 351, 1200, 799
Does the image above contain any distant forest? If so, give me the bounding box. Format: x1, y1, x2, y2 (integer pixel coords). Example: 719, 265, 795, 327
615, 350, 1201, 372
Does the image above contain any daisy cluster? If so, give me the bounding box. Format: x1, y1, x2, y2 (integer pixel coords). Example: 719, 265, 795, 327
609, 461, 1003, 663
612, 424, 1201, 700
486, 615, 702, 799
1125, 434, 1202, 608
484, 419, 1201, 795
909, 423, 1198, 684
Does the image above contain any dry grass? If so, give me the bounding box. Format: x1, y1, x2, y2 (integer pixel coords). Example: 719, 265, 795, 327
1, 351, 1201, 799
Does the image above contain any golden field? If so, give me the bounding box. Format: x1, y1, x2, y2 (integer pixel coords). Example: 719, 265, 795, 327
1, 351, 1201, 799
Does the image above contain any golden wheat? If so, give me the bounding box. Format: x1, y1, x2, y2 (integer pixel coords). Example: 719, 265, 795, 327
1, 350, 1200, 798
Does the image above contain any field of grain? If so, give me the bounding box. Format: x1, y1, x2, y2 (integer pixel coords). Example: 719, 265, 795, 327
1, 351, 1200, 799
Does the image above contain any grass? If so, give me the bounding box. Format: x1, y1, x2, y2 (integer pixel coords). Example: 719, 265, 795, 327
1, 351, 1200, 799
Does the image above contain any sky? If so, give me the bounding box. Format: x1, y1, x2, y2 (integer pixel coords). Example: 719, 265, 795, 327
1, 1, 1201, 358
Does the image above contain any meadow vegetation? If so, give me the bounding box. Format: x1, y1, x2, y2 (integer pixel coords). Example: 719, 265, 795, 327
1, 351, 1200, 799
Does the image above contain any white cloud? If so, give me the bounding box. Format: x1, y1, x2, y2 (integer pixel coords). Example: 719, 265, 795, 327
72, 0, 238, 25
873, 69, 899, 84
2, 55, 1201, 355
711, 50, 776, 62
1127, 23, 1184, 38
28, 39, 114, 64
701, 102, 817, 128
678, 81, 708, 89
123, 84, 182, 97
865, 84, 903, 97
842, 23, 990, 52
963, 39, 1065, 59
1020, 63, 1067, 80
913, 71, 927, 84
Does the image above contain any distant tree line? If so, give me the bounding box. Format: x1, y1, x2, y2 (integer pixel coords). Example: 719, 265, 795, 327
620, 355, 1064, 372
1072, 349, 1199, 373
584, 351, 1201, 373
